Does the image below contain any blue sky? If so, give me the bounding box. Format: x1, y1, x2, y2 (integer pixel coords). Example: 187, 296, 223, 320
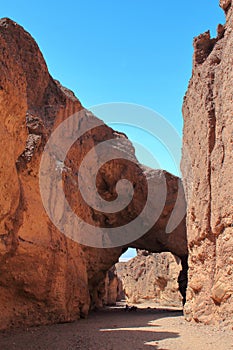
1, 1, 224, 120
1, 1, 225, 260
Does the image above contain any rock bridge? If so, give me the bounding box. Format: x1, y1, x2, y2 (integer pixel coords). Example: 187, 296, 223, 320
0, 18, 188, 329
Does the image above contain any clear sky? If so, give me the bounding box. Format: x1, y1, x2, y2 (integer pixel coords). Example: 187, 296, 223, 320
1, 1, 225, 260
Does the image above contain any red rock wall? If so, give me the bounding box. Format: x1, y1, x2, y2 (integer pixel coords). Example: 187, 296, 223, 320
115, 251, 183, 308
0, 18, 123, 328
0, 18, 187, 329
182, 1, 233, 325
104, 267, 124, 306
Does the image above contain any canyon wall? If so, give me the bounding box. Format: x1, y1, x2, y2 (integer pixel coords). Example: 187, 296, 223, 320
182, 1, 233, 325
0, 18, 187, 329
0, 18, 124, 328
115, 251, 183, 308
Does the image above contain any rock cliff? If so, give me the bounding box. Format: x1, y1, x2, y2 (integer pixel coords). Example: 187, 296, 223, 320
0, 18, 187, 329
0, 18, 123, 328
115, 251, 183, 308
104, 266, 124, 306
182, 1, 233, 325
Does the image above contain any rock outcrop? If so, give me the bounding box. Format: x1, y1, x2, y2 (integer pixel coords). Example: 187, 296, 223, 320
182, 1, 233, 325
0, 18, 187, 329
104, 267, 124, 306
0, 18, 123, 328
115, 251, 183, 308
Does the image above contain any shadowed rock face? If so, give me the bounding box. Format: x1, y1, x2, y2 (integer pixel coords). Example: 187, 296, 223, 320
182, 1, 233, 325
0, 18, 187, 329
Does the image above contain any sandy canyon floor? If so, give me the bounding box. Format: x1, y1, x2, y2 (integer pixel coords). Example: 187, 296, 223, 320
0, 303, 232, 350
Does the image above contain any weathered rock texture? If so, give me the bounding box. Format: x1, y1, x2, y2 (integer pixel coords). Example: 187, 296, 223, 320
0, 18, 124, 328
104, 266, 124, 306
182, 1, 233, 325
115, 251, 183, 307
0, 18, 187, 329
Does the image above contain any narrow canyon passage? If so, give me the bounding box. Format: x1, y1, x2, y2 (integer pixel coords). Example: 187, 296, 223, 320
0, 0, 232, 338
0, 304, 232, 350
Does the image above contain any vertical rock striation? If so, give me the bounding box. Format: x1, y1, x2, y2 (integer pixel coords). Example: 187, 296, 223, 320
182, 1, 233, 325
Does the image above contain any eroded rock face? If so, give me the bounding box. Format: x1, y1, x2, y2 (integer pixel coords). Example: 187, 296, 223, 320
115, 251, 183, 308
0, 18, 123, 328
0, 18, 187, 329
182, 1, 233, 325
220, 0, 232, 12
104, 267, 124, 306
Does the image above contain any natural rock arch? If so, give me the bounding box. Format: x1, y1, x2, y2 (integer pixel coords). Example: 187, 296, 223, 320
0, 18, 188, 329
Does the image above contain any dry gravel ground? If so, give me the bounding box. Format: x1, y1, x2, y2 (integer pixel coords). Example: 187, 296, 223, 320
0, 304, 232, 350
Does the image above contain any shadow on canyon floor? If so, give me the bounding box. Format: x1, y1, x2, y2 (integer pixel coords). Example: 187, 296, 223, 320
0, 307, 182, 350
